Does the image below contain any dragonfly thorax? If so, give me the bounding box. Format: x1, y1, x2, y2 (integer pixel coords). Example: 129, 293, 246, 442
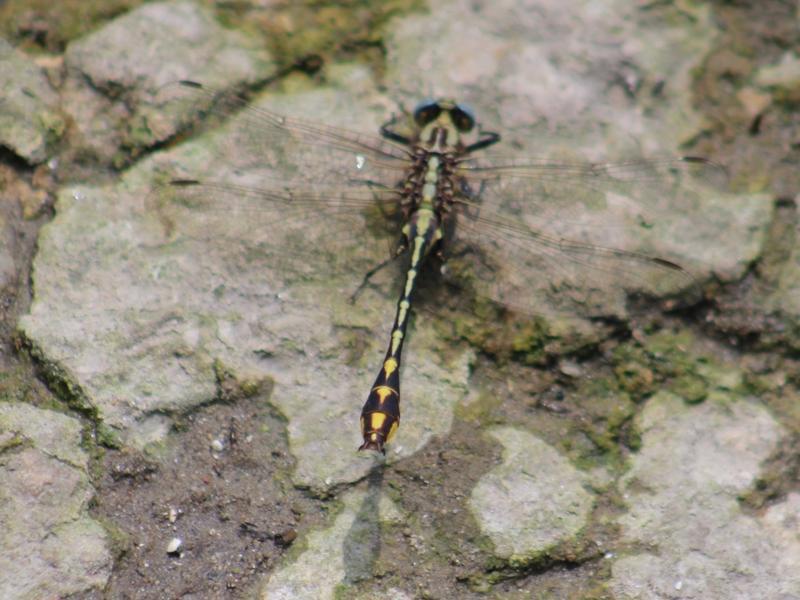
400, 147, 459, 232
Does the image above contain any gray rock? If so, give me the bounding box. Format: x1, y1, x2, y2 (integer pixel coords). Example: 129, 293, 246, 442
384, 0, 771, 306
62, 0, 273, 164
20, 69, 472, 493
0, 39, 64, 164
19, 0, 778, 513
764, 196, 800, 321
0, 211, 17, 293
469, 426, 594, 564
260, 488, 404, 599
754, 52, 800, 91
610, 390, 799, 599
0, 403, 111, 598
9, 0, 796, 595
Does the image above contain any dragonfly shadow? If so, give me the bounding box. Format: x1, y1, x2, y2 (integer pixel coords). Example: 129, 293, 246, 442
342, 465, 386, 584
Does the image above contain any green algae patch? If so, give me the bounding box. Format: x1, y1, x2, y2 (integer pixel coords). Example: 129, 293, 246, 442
0, 362, 61, 410
94, 421, 122, 449
444, 302, 571, 368
213, 358, 272, 403
559, 328, 742, 470
508, 317, 556, 366
0, 0, 143, 53
0, 431, 26, 453
92, 515, 132, 561
612, 329, 712, 404
455, 387, 505, 427
20, 334, 100, 419
572, 377, 639, 463
612, 351, 657, 400
217, 0, 425, 74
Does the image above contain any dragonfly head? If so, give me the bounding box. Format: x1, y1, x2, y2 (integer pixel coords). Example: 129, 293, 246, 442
413, 99, 476, 133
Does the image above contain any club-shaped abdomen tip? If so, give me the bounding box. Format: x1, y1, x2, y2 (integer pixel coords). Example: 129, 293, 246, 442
358, 435, 386, 455
359, 411, 399, 455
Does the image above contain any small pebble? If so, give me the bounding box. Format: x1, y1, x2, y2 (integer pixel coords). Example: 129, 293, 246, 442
166, 537, 183, 556
210, 438, 224, 452
559, 360, 582, 377
274, 528, 297, 547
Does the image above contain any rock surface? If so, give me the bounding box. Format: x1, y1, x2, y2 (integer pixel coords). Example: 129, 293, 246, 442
0, 39, 63, 164
610, 390, 799, 598
0, 403, 111, 598
469, 427, 594, 564
2, 0, 796, 597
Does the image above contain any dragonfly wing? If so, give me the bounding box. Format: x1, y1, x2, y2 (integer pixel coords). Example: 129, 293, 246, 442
458, 154, 726, 246
449, 190, 699, 317
145, 82, 415, 287
148, 179, 406, 285
149, 81, 412, 192
448, 154, 720, 316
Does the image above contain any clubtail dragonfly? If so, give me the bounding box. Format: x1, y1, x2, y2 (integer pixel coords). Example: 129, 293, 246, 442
149, 80, 717, 454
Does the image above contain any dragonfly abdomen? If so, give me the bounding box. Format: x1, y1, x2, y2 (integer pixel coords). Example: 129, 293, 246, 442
359, 194, 444, 453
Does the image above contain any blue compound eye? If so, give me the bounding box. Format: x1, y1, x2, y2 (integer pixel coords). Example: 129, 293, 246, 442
450, 103, 476, 132
413, 100, 442, 126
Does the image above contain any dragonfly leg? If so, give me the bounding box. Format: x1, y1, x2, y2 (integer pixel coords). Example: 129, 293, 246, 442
349, 242, 408, 304
347, 177, 395, 194
465, 129, 500, 153
456, 178, 488, 223
380, 112, 412, 145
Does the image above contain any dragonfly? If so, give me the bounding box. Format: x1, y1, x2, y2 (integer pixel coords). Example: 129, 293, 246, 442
148, 80, 717, 454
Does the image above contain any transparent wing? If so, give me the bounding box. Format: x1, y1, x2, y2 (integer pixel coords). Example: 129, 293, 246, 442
148, 179, 406, 285
445, 201, 698, 318
441, 156, 722, 317
146, 81, 413, 285
145, 83, 722, 319
460, 155, 725, 237
149, 80, 412, 190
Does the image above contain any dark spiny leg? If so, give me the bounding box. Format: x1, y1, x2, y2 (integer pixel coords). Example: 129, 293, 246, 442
465, 130, 500, 153
349, 241, 408, 304
380, 112, 411, 145
459, 176, 489, 205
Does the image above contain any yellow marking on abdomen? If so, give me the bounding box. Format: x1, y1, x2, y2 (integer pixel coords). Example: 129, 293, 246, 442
396, 300, 411, 330
372, 385, 398, 404
383, 357, 398, 377
404, 268, 418, 298
385, 419, 399, 442
365, 411, 389, 431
